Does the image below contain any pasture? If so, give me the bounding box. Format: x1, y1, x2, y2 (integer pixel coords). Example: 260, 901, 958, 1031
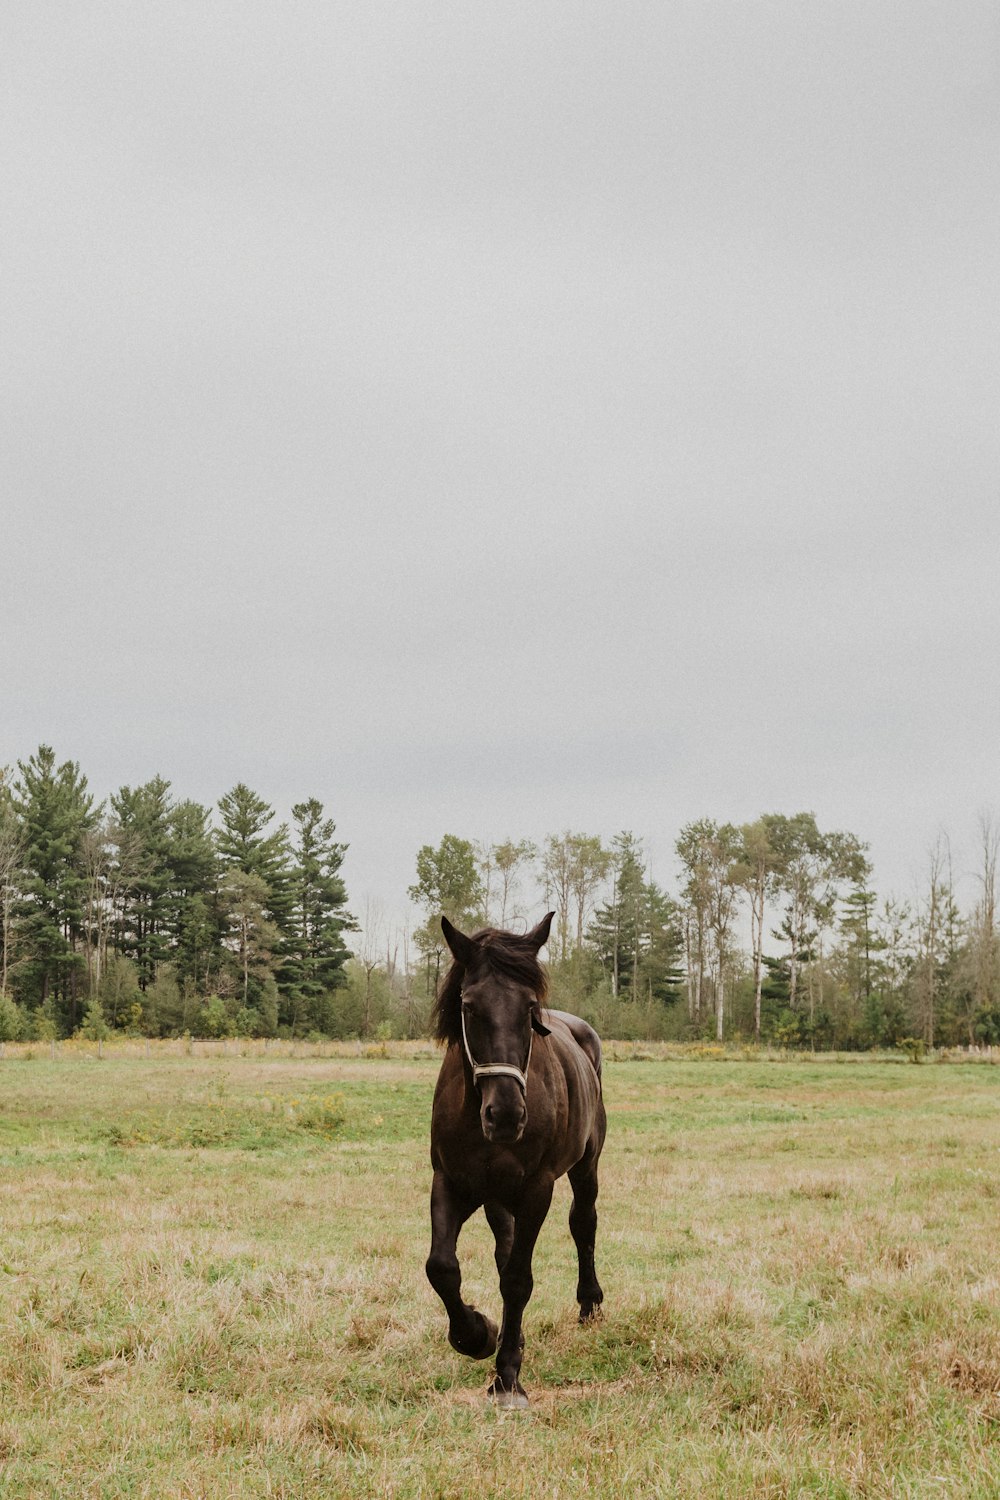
1, 1047, 998, 1498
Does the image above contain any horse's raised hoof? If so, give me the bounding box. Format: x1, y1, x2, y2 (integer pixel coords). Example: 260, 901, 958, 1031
449, 1313, 498, 1361
488, 1380, 529, 1410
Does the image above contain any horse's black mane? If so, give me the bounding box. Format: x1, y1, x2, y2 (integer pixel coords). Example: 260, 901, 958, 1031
432, 927, 550, 1045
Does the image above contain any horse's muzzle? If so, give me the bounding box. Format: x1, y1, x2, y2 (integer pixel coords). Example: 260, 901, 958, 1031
480, 1089, 527, 1144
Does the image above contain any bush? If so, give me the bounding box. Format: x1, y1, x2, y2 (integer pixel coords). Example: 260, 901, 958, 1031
233, 1005, 260, 1037
97, 954, 143, 1029
29, 1002, 58, 1041
972, 1006, 1000, 1046
258, 976, 279, 1037
0, 989, 24, 1042
79, 993, 109, 1041
198, 995, 233, 1038
144, 965, 183, 1035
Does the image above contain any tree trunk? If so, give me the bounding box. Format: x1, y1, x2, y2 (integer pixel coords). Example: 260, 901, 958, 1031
751, 871, 764, 1043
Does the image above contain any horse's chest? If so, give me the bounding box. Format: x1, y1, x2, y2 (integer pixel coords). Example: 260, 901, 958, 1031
439, 1139, 529, 1203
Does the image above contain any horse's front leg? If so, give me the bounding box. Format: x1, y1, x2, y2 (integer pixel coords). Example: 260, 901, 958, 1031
484, 1199, 515, 1276
426, 1170, 498, 1360
489, 1175, 554, 1408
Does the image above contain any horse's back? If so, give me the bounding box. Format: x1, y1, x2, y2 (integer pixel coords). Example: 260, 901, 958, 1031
545, 1009, 602, 1081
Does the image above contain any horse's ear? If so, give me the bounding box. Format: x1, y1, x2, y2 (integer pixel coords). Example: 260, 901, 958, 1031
526, 912, 555, 953
531, 1008, 551, 1036
441, 915, 477, 968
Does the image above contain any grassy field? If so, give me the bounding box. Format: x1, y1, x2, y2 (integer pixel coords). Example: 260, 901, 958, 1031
0, 1048, 998, 1498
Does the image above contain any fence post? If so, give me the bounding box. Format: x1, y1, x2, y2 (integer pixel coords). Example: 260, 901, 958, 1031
51, 1039, 56, 1061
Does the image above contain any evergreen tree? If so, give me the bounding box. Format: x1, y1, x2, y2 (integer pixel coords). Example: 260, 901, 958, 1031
761, 914, 818, 1042
109, 776, 174, 990
641, 882, 685, 1007
282, 798, 353, 1028
164, 799, 218, 995
12, 746, 97, 1027
589, 834, 683, 1005
218, 869, 281, 1011
216, 783, 292, 941
216, 784, 290, 885
590, 832, 645, 998
839, 887, 886, 1038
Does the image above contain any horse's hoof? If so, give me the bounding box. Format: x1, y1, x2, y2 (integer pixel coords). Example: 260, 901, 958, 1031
449, 1314, 498, 1361
578, 1301, 603, 1324
488, 1383, 529, 1410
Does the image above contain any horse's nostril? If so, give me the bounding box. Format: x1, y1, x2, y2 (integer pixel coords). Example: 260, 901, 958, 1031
484, 1104, 495, 1123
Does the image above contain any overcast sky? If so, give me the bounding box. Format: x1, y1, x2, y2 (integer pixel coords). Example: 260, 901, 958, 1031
3, 2, 998, 933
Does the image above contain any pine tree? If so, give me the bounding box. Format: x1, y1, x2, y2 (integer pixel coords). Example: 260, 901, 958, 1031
590, 832, 645, 998
164, 799, 218, 995
589, 834, 683, 1005
216, 785, 290, 883
109, 777, 174, 990
282, 798, 353, 1029
12, 746, 97, 1027
218, 869, 281, 1011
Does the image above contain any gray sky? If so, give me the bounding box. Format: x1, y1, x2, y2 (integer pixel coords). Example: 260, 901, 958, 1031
3, 2, 999, 932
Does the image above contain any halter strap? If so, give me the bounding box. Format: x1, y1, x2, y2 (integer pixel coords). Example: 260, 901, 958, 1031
461, 1006, 532, 1094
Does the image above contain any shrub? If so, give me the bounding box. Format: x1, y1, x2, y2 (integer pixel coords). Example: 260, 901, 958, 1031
0, 989, 24, 1042
198, 995, 233, 1039
79, 994, 109, 1041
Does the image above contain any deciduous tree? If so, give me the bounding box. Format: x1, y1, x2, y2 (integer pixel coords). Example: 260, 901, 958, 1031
408, 834, 484, 993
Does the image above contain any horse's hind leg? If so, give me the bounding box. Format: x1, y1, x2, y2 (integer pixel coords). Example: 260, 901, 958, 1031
426, 1171, 498, 1360
568, 1150, 604, 1322
484, 1200, 515, 1276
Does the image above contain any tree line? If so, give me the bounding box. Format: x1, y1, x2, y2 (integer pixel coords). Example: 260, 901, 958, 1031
2, 745, 999, 1048
0, 747, 353, 1042
405, 818, 1000, 1051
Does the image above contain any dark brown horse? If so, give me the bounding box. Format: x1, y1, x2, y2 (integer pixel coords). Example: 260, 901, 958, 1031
425, 912, 606, 1407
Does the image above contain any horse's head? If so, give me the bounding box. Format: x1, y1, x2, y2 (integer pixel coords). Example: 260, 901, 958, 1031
440, 913, 553, 1144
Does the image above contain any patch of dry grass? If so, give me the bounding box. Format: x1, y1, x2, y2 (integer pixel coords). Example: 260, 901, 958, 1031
0, 1053, 998, 1496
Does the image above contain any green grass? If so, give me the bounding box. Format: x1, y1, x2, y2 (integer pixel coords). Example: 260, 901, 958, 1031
0, 1051, 998, 1497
